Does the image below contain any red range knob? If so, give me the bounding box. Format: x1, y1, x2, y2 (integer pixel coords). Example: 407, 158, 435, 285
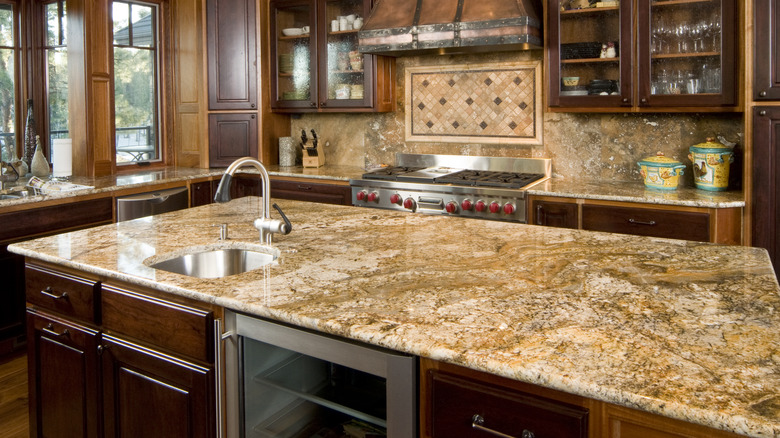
390, 193, 402, 205
367, 192, 378, 202
475, 200, 487, 212
503, 203, 516, 214
488, 201, 501, 214
461, 199, 473, 211
445, 201, 458, 213
356, 190, 367, 202
403, 198, 415, 210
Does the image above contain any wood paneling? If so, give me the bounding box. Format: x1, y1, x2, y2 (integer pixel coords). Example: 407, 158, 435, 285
207, 0, 257, 110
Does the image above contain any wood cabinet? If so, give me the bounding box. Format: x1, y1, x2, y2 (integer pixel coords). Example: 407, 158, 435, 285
531, 198, 580, 229
207, 0, 257, 110
547, 0, 738, 111
208, 113, 259, 167
753, 0, 780, 100
751, 107, 780, 274
0, 246, 25, 354
270, 176, 352, 205
189, 176, 262, 207
191, 180, 219, 207
527, 196, 742, 244
270, 0, 396, 113
24, 262, 218, 438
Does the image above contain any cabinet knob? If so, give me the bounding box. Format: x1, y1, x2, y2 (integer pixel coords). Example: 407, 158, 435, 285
640, 98, 648, 104
250, 103, 256, 108
622, 98, 629, 104
310, 102, 317, 107
760, 91, 767, 97
320, 102, 327, 107
760, 110, 767, 116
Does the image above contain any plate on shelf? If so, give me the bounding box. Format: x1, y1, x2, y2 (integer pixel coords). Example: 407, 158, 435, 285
282, 28, 303, 36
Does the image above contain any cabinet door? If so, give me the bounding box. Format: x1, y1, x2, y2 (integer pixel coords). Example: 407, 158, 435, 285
754, 0, 780, 100
531, 199, 579, 229
547, 0, 633, 108
752, 107, 780, 274
637, 0, 737, 108
27, 310, 100, 438
271, 0, 317, 110
190, 180, 215, 207
101, 334, 213, 438
0, 245, 25, 353
206, 0, 257, 110
208, 113, 258, 167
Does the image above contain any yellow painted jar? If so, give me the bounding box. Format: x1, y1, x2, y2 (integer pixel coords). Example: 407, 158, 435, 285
637, 152, 685, 190
688, 137, 734, 191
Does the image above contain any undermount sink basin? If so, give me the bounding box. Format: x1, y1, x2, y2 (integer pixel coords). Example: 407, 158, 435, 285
149, 246, 278, 279
0, 194, 21, 200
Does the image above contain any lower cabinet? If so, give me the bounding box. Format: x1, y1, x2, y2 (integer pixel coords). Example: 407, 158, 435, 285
25, 262, 218, 438
528, 196, 742, 244
190, 176, 262, 207
0, 245, 25, 354
752, 107, 780, 274
270, 177, 352, 206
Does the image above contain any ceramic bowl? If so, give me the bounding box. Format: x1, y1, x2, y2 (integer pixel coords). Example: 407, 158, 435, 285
282, 28, 303, 36
562, 76, 580, 86
637, 152, 685, 190
688, 137, 734, 191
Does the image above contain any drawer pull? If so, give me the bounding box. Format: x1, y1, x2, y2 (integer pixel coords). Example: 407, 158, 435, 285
297, 184, 313, 191
471, 414, 535, 438
627, 218, 657, 226
43, 324, 70, 338
40, 286, 69, 300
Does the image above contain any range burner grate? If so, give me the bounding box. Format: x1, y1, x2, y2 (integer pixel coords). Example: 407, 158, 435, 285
434, 170, 546, 188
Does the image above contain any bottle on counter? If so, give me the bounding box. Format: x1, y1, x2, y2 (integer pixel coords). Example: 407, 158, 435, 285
23, 99, 37, 170
31, 135, 50, 178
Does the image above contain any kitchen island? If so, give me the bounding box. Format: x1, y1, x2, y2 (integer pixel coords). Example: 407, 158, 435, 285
9, 197, 779, 437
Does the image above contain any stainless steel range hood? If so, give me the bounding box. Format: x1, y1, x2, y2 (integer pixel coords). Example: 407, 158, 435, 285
357, 0, 542, 56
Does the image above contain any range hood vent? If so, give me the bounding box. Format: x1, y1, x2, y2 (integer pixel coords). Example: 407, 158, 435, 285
358, 0, 542, 56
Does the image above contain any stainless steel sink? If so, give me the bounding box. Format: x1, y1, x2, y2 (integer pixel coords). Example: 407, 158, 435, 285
149, 247, 278, 278
0, 194, 20, 200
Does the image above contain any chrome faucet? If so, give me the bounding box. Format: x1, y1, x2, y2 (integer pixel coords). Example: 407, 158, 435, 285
213, 157, 292, 245
0, 161, 19, 189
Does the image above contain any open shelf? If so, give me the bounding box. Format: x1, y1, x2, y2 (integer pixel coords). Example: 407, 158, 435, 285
562, 57, 620, 64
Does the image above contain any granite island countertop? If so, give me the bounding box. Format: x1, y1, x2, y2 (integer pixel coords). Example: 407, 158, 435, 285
9, 198, 775, 437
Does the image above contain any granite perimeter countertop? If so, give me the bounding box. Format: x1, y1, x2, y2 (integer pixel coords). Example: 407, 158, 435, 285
0, 164, 364, 208
9, 197, 778, 437
529, 179, 745, 208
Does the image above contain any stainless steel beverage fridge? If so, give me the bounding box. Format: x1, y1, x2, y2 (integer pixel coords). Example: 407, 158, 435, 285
223, 310, 418, 438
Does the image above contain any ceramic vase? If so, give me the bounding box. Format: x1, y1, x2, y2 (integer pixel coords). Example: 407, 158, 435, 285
23, 99, 37, 169
31, 136, 50, 177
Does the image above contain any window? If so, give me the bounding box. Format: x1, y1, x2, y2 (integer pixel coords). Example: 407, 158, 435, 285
0, 2, 16, 162
112, 1, 160, 165
43, 0, 68, 161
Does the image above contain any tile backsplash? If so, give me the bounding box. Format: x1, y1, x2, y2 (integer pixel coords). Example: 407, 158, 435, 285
290, 51, 742, 187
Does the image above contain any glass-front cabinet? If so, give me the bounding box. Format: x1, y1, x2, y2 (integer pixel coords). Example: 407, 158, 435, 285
271, 0, 394, 112
548, 0, 737, 111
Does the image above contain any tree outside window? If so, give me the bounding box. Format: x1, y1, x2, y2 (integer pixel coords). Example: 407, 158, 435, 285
0, 2, 16, 162
44, 0, 69, 163
113, 1, 160, 164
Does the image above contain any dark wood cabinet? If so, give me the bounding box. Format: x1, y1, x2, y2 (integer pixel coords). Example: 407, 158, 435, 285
25, 263, 218, 438
206, 0, 257, 110
548, 0, 738, 111
752, 107, 780, 274
530, 198, 579, 229
270, 0, 396, 113
0, 246, 25, 354
270, 177, 352, 205
190, 180, 218, 207
101, 335, 213, 438
27, 309, 101, 438
208, 113, 258, 167
753, 0, 780, 100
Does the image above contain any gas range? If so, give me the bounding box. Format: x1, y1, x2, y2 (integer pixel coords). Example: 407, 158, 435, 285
349, 154, 551, 223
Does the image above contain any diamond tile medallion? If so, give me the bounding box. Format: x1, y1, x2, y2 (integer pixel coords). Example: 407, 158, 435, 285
405, 62, 542, 144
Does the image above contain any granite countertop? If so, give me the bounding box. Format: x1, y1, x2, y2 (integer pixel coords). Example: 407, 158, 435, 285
529, 179, 745, 208
9, 197, 778, 437
0, 164, 364, 209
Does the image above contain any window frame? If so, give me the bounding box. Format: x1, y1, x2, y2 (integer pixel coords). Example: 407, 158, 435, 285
111, 0, 172, 171
0, 0, 21, 160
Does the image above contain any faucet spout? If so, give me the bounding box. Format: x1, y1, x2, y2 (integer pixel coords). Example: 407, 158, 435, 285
213, 157, 291, 244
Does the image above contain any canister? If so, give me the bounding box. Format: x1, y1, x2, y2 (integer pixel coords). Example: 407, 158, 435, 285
688, 137, 734, 191
637, 152, 685, 190
278, 137, 297, 167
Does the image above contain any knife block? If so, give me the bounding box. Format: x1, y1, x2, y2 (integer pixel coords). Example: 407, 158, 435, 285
302, 148, 325, 168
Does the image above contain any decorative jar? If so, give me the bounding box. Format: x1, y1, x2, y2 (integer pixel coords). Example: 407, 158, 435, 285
637, 152, 685, 190
688, 137, 734, 191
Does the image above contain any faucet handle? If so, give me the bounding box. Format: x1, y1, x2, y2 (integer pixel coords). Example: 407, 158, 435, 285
272, 203, 292, 235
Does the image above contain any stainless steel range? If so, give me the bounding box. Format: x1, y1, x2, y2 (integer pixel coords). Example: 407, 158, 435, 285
350, 154, 551, 223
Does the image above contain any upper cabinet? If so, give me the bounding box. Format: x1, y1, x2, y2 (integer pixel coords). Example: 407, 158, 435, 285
547, 0, 738, 111
270, 0, 396, 113
753, 0, 780, 100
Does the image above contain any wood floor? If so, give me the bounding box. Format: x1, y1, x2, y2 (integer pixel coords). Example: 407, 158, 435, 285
0, 351, 28, 438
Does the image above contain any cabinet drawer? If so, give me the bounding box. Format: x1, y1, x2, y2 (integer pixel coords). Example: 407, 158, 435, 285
429, 371, 588, 438
582, 204, 710, 241
101, 285, 213, 363
25, 264, 100, 323
270, 179, 352, 205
